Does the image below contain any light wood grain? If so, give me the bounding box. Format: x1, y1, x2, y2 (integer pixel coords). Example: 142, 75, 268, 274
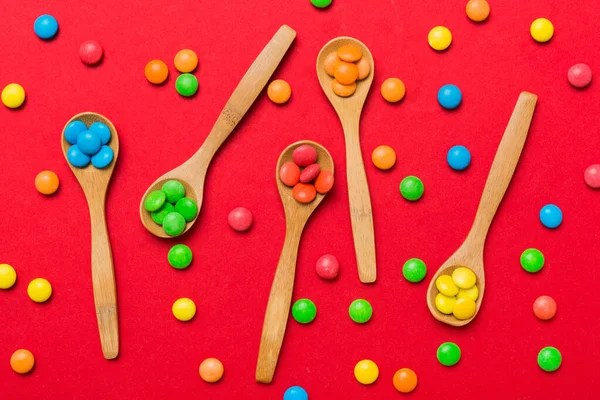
256, 141, 334, 384
61, 112, 119, 359
140, 25, 297, 238
426, 92, 537, 327
316, 37, 376, 283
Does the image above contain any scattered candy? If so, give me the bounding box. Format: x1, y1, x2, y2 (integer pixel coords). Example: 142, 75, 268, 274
199, 357, 224, 383
530, 18, 554, 43
267, 79, 292, 104
354, 360, 379, 385
311, 0, 332, 9
381, 78, 406, 103
447, 145, 471, 170
314, 170, 334, 194
568, 63, 592, 88
300, 164, 321, 183
537, 346, 561, 372
437, 342, 461, 366
400, 176, 424, 201
293, 183, 317, 203
332, 80, 356, 97
163, 212, 187, 236
316, 254, 340, 279
176, 73, 199, 97
79, 40, 103, 65
228, 207, 253, 232
540, 204, 562, 228
533, 296, 557, 321
0, 264, 17, 289
438, 84, 462, 109
174, 49, 198, 73
67, 145, 91, 168
175, 197, 198, 222
393, 368, 418, 393
402, 258, 427, 283
371, 145, 396, 170
172, 297, 196, 321
520, 248, 545, 273
162, 180, 186, 204
10, 349, 35, 374
292, 298, 317, 324
349, 299, 372, 323
34, 14, 58, 40
465, 0, 490, 22
584, 164, 600, 188
284, 386, 308, 400
145, 60, 169, 84
27, 278, 52, 303
292, 145, 318, 167
279, 162, 301, 187
35, 171, 59, 195
2, 83, 26, 109
168, 244, 193, 269
428, 26, 452, 51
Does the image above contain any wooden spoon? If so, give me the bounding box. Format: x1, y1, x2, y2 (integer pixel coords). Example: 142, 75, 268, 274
61, 112, 119, 359
426, 92, 538, 327
316, 37, 376, 283
140, 25, 296, 238
256, 140, 334, 384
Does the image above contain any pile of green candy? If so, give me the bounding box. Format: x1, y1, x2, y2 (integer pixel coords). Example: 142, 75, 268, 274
144, 180, 198, 236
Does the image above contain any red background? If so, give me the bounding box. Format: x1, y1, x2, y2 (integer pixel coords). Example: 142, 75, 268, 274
1, 0, 599, 398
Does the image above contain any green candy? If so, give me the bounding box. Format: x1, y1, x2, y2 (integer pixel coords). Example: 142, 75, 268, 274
144, 190, 166, 212
403, 258, 427, 282
163, 212, 186, 236
151, 203, 174, 225
168, 244, 193, 269
175, 197, 198, 222
310, 0, 332, 8
349, 299, 372, 323
400, 176, 424, 201
176, 73, 198, 97
292, 298, 317, 324
520, 248, 545, 273
161, 180, 186, 204
437, 342, 461, 366
538, 346, 561, 372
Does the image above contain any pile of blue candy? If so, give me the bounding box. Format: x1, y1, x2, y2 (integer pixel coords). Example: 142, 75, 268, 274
65, 120, 114, 168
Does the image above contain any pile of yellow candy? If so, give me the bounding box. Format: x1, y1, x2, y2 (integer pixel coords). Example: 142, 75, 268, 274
434, 267, 478, 319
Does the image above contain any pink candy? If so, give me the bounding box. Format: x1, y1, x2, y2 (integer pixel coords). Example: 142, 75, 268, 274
568, 63, 592, 88
292, 144, 318, 167
228, 207, 253, 232
300, 164, 321, 183
584, 164, 600, 189
79, 40, 103, 66
315, 254, 340, 279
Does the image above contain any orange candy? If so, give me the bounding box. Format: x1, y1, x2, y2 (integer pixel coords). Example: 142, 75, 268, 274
337, 45, 362, 62
314, 170, 334, 194
334, 62, 359, 85
279, 162, 301, 187
466, 0, 490, 22
393, 368, 418, 393
10, 349, 35, 374
533, 295, 557, 321
324, 52, 341, 77
267, 79, 291, 104
381, 78, 406, 103
371, 145, 396, 170
199, 357, 224, 383
356, 57, 371, 80
332, 80, 356, 97
292, 183, 317, 203
145, 60, 169, 84
35, 170, 59, 195
174, 49, 198, 73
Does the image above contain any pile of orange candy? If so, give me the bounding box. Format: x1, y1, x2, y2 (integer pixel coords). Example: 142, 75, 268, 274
324, 44, 371, 97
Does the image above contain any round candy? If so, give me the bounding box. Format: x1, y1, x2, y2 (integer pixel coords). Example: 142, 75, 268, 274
227, 207, 253, 232
457, 286, 479, 301
163, 212, 187, 236
279, 162, 301, 187
292, 298, 317, 324
435, 293, 456, 314
284, 385, 308, 400
372, 145, 396, 170
332, 80, 356, 97
27, 278, 52, 302
89, 122, 111, 145
428, 26, 452, 51
436, 275, 458, 296
151, 203, 174, 225
300, 164, 321, 183
267, 79, 292, 104
400, 176, 424, 201
402, 258, 427, 283
437, 342, 461, 366
174, 49, 198, 73
311, 0, 333, 8
452, 267, 476, 289
199, 358, 224, 383
35, 171, 59, 195
0, 264, 17, 289
356, 58, 371, 80
568, 63, 592, 88
176, 73, 199, 97
2, 83, 26, 109
145, 60, 169, 84
65, 120, 87, 144
10, 349, 35, 374
530, 18, 554, 43
540, 204, 562, 228
67, 145, 91, 168
334, 62, 359, 85
393, 368, 418, 393
315, 254, 340, 279
162, 180, 186, 204
79, 40, 103, 65
324, 52, 341, 77
453, 298, 477, 320
354, 360, 379, 385
349, 299, 372, 323
292, 145, 318, 167
77, 130, 102, 155
465, 0, 490, 22
175, 197, 198, 222
91, 145, 114, 168
314, 170, 334, 194
168, 244, 193, 269
438, 84, 462, 109
584, 164, 600, 188
520, 248, 545, 273
447, 145, 471, 170
337, 45, 362, 62
172, 297, 196, 321
144, 190, 167, 212
34, 14, 58, 40
381, 78, 406, 103
538, 346, 561, 372
292, 183, 317, 203
533, 295, 557, 321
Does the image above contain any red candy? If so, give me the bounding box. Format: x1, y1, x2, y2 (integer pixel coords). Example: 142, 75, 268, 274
292, 183, 316, 203
533, 295, 557, 321
568, 63, 592, 88
584, 164, 600, 188
300, 164, 321, 183
316, 254, 340, 279
314, 170, 334, 194
79, 40, 103, 65
228, 207, 253, 232
279, 162, 300, 187
292, 145, 318, 167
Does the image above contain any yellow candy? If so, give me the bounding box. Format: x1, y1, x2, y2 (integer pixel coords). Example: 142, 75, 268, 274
1, 83, 26, 109
27, 278, 52, 302
458, 286, 479, 301
453, 298, 477, 320
0, 264, 17, 289
435, 275, 458, 296
452, 267, 477, 289
428, 26, 452, 51
172, 297, 196, 321
354, 359, 379, 385
530, 18, 554, 43
435, 293, 456, 314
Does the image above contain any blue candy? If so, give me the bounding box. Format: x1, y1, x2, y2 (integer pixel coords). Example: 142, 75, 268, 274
284, 386, 308, 400
67, 145, 91, 168
91, 145, 114, 169
447, 145, 471, 170
77, 130, 102, 155
34, 14, 59, 40
540, 204, 563, 228
64, 120, 87, 145
438, 84, 462, 109
89, 122, 111, 145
